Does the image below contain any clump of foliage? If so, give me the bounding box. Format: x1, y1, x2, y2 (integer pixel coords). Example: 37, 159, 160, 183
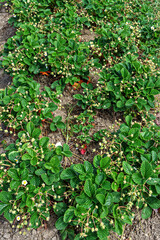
0, 122, 72, 229
74, 56, 160, 113
53, 116, 160, 239
0, 75, 61, 134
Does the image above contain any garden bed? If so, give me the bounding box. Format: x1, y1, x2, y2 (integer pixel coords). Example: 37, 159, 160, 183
0, 0, 160, 240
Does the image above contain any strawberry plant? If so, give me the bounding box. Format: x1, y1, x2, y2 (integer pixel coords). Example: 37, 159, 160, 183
0, 75, 59, 134
0, 122, 72, 229
53, 117, 160, 239
74, 56, 160, 113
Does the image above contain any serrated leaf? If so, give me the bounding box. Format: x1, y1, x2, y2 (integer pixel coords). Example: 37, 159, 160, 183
22, 153, 32, 160
141, 206, 152, 219
102, 181, 111, 190
140, 160, 152, 179
39, 137, 49, 148
73, 164, 85, 174
115, 219, 123, 235
35, 168, 45, 176
96, 194, 105, 205
100, 157, 111, 169
122, 161, 132, 175
147, 197, 160, 209
55, 216, 68, 230
26, 122, 34, 136
97, 227, 109, 240
125, 115, 132, 127
95, 173, 105, 185
0, 203, 8, 215
84, 161, 93, 173
132, 173, 143, 184
84, 179, 93, 197
60, 168, 76, 179
32, 128, 41, 138
8, 169, 19, 180
63, 207, 75, 223
0, 192, 12, 203
8, 151, 19, 161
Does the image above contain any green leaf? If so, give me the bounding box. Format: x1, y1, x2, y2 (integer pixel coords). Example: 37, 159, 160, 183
141, 206, 152, 219
26, 122, 34, 136
121, 68, 130, 78
8, 151, 19, 161
132, 173, 143, 184
84, 161, 93, 173
147, 178, 160, 185
22, 153, 32, 160
0, 203, 8, 215
35, 169, 45, 176
55, 216, 68, 230
93, 155, 101, 168
61, 168, 76, 180
122, 161, 132, 175
111, 192, 120, 203
8, 169, 19, 180
95, 173, 105, 185
63, 207, 75, 223
57, 121, 65, 129
102, 181, 111, 190
151, 151, 157, 162
31, 157, 38, 166
16, 191, 25, 200
116, 101, 124, 108
100, 157, 111, 169
123, 214, 132, 224
140, 160, 152, 179
10, 180, 20, 190
26, 148, 36, 157
125, 98, 134, 107
115, 219, 123, 235
125, 115, 132, 127
41, 173, 56, 185
0, 192, 12, 203
111, 182, 119, 191
100, 206, 109, 219
147, 197, 160, 209
117, 172, 124, 184
26, 195, 32, 207
53, 202, 67, 217
32, 128, 41, 138
30, 212, 41, 228
39, 137, 49, 148
84, 179, 93, 197
73, 164, 85, 174
96, 194, 105, 205
4, 209, 15, 222
97, 227, 109, 240
104, 194, 112, 206
50, 123, 57, 131
73, 94, 83, 100
62, 144, 72, 157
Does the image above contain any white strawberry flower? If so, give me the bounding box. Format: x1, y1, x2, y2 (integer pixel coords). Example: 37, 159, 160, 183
22, 180, 28, 186
55, 142, 62, 147
16, 216, 21, 221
